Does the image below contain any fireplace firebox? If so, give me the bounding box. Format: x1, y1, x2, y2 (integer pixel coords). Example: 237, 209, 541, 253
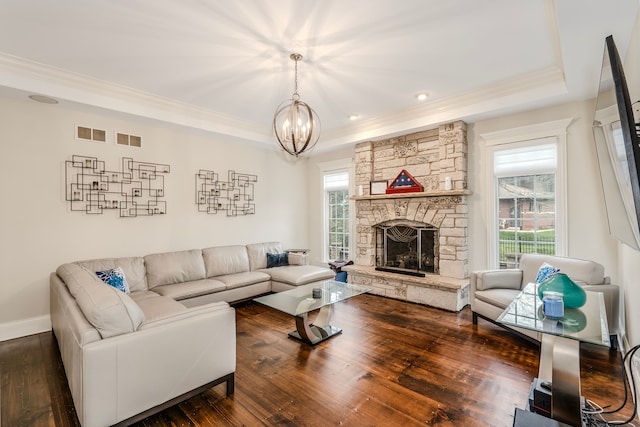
374, 221, 439, 277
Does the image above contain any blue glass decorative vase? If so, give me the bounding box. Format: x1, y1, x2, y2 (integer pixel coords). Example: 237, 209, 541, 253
537, 273, 586, 309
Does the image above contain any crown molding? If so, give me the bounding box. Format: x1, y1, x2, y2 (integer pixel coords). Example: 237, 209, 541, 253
319, 66, 568, 148
479, 117, 574, 146
0, 52, 272, 144
0, 52, 567, 150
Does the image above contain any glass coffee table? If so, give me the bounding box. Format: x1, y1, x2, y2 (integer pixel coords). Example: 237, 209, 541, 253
254, 280, 370, 345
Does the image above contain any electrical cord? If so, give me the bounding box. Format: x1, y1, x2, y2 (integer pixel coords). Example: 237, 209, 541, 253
584, 399, 605, 415
606, 345, 639, 425
586, 344, 640, 426
603, 345, 639, 414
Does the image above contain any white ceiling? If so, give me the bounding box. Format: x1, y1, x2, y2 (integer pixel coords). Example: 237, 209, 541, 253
0, 0, 637, 153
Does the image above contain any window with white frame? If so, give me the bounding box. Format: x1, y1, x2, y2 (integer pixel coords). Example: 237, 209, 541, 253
482, 119, 570, 269
323, 171, 350, 261
495, 143, 557, 268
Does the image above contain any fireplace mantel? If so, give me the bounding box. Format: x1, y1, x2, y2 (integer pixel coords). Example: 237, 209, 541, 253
352, 189, 472, 201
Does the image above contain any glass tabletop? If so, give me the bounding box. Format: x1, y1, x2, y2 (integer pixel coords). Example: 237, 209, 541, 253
496, 282, 610, 347
254, 280, 371, 316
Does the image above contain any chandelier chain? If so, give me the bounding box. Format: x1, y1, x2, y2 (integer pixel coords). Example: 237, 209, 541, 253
293, 54, 300, 99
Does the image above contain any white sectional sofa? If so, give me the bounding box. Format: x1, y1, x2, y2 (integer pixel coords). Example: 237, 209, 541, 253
50, 242, 334, 427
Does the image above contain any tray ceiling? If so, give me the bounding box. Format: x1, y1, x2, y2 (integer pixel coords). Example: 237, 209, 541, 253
0, 0, 637, 152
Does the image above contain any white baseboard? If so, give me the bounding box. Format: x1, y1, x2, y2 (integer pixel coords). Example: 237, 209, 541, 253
0, 315, 51, 342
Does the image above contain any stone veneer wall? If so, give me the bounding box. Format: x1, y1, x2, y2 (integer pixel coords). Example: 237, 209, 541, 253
355, 121, 468, 196
347, 121, 470, 311
353, 121, 469, 278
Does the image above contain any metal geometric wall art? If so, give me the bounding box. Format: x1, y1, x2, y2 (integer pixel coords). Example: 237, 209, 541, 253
195, 169, 257, 216
65, 155, 170, 217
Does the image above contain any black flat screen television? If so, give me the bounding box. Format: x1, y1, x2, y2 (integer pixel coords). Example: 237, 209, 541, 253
593, 35, 640, 250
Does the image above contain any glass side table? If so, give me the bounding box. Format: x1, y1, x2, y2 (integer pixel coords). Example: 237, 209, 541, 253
497, 283, 610, 426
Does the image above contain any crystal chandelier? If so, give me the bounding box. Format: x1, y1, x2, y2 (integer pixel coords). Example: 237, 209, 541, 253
273, 53, 321, 157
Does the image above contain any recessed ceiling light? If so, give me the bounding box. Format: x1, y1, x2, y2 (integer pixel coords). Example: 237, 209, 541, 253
416, 93, 428, 101
348, 115, 359, 121
29, 94, 59, 104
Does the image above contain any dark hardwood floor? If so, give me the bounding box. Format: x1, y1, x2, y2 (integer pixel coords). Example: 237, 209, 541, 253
0, 294, 634, 426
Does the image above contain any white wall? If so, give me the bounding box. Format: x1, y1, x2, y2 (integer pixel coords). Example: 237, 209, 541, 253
0, 94, 309, 339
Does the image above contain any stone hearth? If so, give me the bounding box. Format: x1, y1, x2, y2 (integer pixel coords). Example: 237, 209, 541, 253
344, 121, 470, 312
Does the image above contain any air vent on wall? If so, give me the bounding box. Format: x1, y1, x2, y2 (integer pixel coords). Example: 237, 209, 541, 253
76, 126, 107, 143
116, 133, 142, 147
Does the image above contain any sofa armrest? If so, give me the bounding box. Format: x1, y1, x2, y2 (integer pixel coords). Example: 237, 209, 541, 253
80, 302, 236, 427
471, 269, 523, 293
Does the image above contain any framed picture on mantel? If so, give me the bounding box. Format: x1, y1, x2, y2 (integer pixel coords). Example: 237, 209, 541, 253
370, 180, 388, 195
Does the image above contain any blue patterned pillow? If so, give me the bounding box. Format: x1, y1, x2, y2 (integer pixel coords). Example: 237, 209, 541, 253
535, 262, 560, 283
96, 267, 131, 294
266, 252, 289, 268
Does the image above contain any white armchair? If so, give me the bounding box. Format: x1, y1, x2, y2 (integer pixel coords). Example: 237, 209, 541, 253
470, 253, 619, 348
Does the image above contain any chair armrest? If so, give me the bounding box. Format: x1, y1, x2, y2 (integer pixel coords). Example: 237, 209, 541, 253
582, 283, 619, 334
471, 269, 523, 293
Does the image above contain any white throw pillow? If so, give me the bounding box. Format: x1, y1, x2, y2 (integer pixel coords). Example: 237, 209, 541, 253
288, 252, 308, 266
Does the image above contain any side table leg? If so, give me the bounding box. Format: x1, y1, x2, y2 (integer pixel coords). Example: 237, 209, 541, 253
540, 335, 581, 425
539, 334, 554, 381
551, 337, 581, 425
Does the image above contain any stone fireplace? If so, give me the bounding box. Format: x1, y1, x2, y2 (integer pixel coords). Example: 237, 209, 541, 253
343, 121, 470, 311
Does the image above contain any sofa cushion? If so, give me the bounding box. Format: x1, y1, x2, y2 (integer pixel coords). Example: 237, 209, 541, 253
263, 265, 335, 286
96, 267, 130, 294
520, 254, 605, 286
76, 257, 147, 292
137, 300, 231, 330
202, 245, 250, 277
246, 242, 283, 271
474, 288, 522, 310
150, 279, 226, 301
216, 271, 271, 290
56, 263, 145, 338
144, 249, 206, 289
129, 291, 188, 321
